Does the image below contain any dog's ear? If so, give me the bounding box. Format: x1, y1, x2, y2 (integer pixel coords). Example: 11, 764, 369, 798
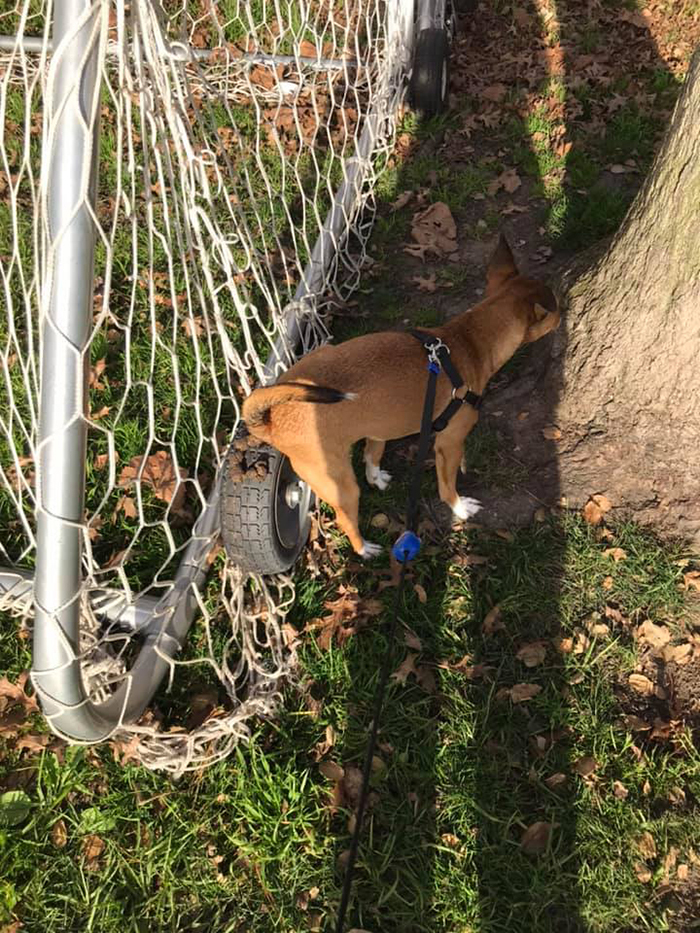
485, 234, 519, 296
525, 296, 561, 342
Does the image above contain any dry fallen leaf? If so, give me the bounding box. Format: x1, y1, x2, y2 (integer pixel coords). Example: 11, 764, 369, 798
677, 864, 690, 882
404, 628, 423, 651
118, 450, 188, 510
516, 641, 547, 668
545, 772, 567, 789
583, 494, 611, 526
636, 831, 657, 861
663, 642, 692, 665
412, 274, 438, 292
521, 821, 553, 856
604, 548, 627, 562
628, 673, 654, 696
634, 862, 653, 883
636, 620, 670, 650
51, 818, 68, 848
613, 781, 629, 800
573, 756, 598, 778
405, 201, 458, 260
509, 683, 542, 703
602, 575, 613, 590
82, 833, 105, 869
482, 605, 504, 635
542, 425, 562, 440
414, 584, 428, 604
391, 653, 418, 685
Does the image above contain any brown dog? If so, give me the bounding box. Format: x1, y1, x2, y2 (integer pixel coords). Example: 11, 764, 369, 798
243, 235, 560, 557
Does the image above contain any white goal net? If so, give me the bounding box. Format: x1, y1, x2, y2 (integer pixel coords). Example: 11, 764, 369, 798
0, 0, 411, 773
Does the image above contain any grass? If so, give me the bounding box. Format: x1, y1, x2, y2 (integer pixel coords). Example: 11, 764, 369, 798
2, 513, 699, 932
3, 1, 700, 931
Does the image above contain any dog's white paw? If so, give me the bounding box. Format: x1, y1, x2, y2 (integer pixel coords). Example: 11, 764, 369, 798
359, 539, 383, 559
452, 496, 482, 521
366, 464, 392, 491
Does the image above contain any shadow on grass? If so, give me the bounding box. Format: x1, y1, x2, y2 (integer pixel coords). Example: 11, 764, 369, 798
309, 2, 679, 931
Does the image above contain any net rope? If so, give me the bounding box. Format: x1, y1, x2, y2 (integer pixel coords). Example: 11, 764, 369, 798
0, 0, 406, 773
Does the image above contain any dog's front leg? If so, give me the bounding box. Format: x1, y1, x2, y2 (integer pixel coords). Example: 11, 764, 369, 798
433, 412, 482, 522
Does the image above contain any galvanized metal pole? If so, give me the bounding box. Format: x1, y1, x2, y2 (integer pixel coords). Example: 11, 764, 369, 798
32, 0, 107, 737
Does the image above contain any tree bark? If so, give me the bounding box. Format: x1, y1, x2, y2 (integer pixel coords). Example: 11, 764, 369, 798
474, 49, 700, 545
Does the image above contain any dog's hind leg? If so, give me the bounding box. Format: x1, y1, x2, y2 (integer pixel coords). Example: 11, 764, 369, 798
433, 410, 482, 522
290, 453, 382, 558
364, 438, 391, 491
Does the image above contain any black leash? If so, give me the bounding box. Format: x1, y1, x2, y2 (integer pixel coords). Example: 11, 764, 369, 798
334, 341, 445, 933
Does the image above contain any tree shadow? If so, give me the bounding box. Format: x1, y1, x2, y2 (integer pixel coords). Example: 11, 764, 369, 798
308, 2, 678, 931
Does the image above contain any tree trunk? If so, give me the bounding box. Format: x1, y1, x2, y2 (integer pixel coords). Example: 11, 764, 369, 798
476, 49, 700, 545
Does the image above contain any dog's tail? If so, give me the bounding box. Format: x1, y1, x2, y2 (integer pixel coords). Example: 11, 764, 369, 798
242, 381, 354, 430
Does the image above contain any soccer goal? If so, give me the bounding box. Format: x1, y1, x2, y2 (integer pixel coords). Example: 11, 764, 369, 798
0, 0, 461, 772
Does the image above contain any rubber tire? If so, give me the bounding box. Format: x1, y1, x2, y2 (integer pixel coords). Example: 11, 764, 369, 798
410, 28, 450, 119
220, 432, 313, 576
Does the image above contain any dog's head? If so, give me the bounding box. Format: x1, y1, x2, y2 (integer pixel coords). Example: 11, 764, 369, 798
486, 234, 561, 343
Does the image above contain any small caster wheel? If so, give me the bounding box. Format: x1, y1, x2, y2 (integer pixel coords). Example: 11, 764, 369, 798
410, 27, 450, 119
221, 427, 315, 575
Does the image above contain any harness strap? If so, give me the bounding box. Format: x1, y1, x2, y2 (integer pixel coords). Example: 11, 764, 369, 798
409, 329, 482, 432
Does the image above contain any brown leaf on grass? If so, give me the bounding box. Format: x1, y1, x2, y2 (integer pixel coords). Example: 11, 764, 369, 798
110, 734, 142, 766
412, 274, 438, 292
181, 316, 204, 339
51, 819, 68, 848
312, 725, 336, 761
508, 683, 542, 703
552, 636, 573, 654
604, 547, 627, 562
481, 83, 507, 102
636, 620, 670, 650
683, 571, 700, 592
629, 674, 654, 696
488, 168, 521, 196
573, 756, 598, 778
545, 772, 567, 789
521, 821, 553, 855
583, 494, 612, 526
677, 864, 690, 882
404, 628, 423, 651
116, 496, 137, 520
405, 202, 458, 260
613, 781, 629, 800
0, 673, 39, 715
634, 862, 653, 883
391, 653, 418, 685
516, 641, 547, 668
82, 834, 105, 869
602, 575, 614, 590
414, 584, 428, 604
636, 831, 657, 860
118, 450, 188, 510
482, 605, 504, 635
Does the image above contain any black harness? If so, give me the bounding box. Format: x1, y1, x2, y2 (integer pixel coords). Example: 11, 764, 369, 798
409, 329, 482, 432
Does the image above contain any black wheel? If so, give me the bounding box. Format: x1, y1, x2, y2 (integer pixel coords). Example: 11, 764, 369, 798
221, 427, 314, 575
410, 28, 450, 119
